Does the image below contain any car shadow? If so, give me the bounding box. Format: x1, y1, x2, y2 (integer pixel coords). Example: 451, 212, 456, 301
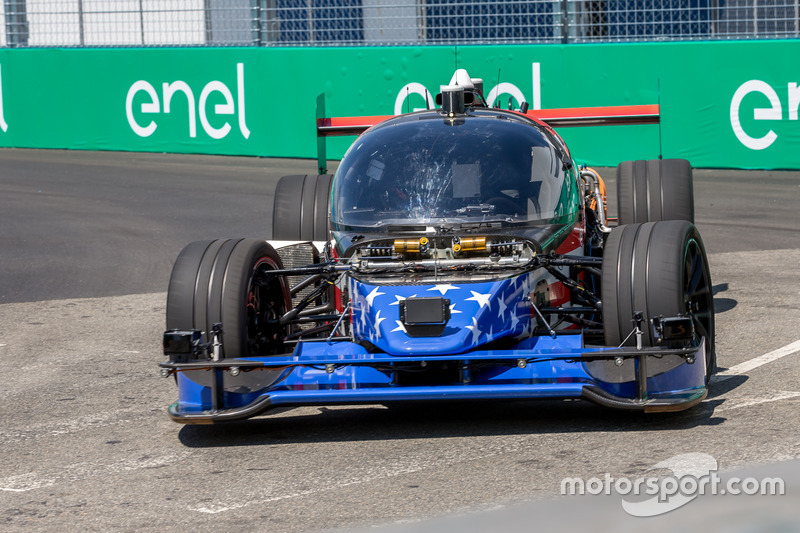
177, 396, 727, 448
707, 373, 748, 399
714, 298, 737, 313
713, 282, 737, 313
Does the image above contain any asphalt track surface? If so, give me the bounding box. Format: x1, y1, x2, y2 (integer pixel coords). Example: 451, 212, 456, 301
1, 148, 800, 531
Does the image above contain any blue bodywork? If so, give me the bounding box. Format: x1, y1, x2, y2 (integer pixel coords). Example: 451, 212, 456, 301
165, 275, 708, 423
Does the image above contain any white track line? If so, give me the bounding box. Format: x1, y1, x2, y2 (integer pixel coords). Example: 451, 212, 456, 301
712, 339, 800, 383
0, 405, 163, 445
0, 453, 189, 492
716, 390, 800, 412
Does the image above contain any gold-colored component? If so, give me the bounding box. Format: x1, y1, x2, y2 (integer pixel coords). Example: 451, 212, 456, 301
394, 239, 419, 253
394, 238, 429, 254
453, 243, 462, 253
456, 236, 487, 252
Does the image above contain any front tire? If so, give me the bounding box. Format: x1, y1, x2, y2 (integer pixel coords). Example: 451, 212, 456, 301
166, 239, 290, 358
602, 221, 715, 378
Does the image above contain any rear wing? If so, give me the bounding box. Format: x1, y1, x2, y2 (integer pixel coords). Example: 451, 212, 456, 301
315, 93, 659, 174
526, 104, 659, 127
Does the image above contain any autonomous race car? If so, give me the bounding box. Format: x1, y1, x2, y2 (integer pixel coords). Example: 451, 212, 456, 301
160, 70, 715, 423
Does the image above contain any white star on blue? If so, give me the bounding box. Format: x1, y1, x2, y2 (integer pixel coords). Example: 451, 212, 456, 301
428, 284, 459, 295
466, 291, 492, 310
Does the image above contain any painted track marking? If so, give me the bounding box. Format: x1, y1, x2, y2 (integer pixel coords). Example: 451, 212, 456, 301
712, 339, 800, 383
0, 453, 190, 492
0, 405, 163, 445
716, 390, 800, 412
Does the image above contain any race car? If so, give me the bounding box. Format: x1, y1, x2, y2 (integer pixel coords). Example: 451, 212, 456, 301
160, 69, 715, 423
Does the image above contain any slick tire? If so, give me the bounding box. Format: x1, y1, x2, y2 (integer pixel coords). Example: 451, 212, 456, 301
166, 239, 290, 357
617, 159, 694, 225
602, 221, 716, 379
272, 174, 333, 241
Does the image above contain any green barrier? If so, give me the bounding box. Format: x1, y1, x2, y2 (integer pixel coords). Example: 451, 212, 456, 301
0, 41, 798, 169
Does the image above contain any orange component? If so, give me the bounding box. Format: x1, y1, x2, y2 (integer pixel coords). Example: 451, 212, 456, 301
584, 167, 608, 220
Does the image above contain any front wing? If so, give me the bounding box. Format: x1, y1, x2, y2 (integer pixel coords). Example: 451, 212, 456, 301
159, 335, 707, 424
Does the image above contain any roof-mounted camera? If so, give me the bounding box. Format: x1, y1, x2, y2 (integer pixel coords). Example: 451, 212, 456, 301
435, 69, 486, 116
437, 85, 466, 116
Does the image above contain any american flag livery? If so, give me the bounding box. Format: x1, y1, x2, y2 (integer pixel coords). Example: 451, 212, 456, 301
349, 270, 564, 355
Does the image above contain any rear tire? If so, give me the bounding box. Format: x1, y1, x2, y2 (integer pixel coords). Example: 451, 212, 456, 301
602, 221, 715, 378
617, 159, 694, 225
272, 174, 333, 241
166, 239, 290, 358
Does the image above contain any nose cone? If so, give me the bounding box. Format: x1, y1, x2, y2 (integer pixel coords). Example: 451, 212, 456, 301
349, 276, 537, 355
